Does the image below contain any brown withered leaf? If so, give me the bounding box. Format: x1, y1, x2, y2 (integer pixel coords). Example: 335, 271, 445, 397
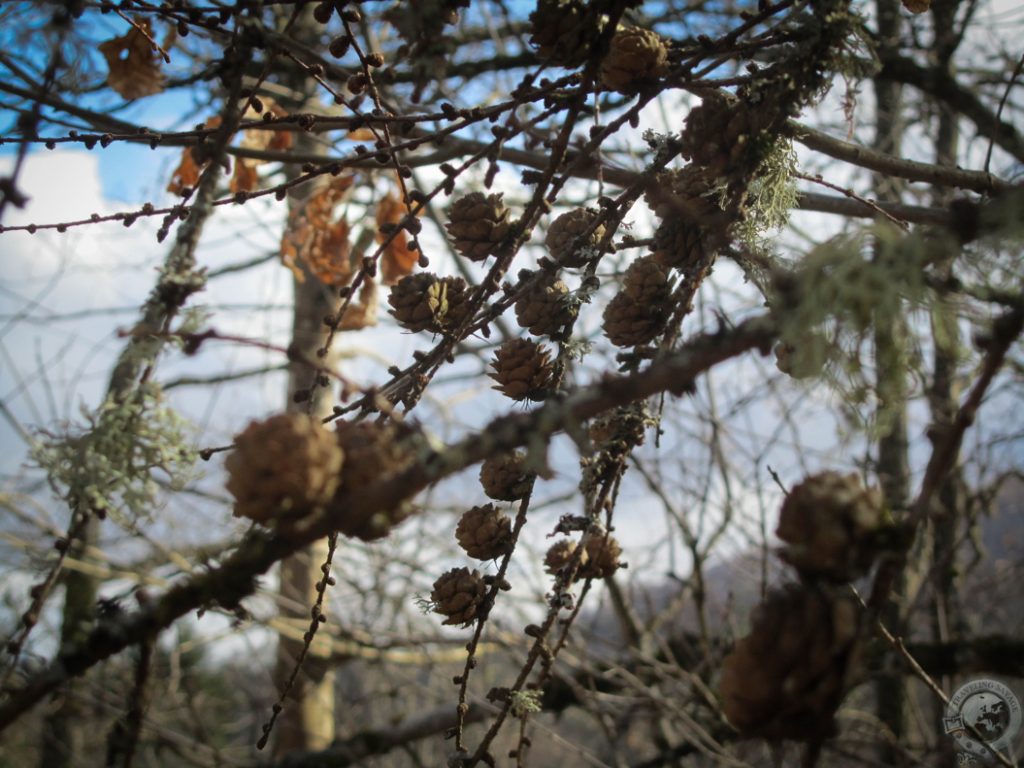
99, 19, 166, 99
232, 99, 293, 193
346, 127, 378, 142
167, 116, 222, 195
337, 278, 378, 331
230, 161, 260, 194
280, 175, 356, 286
376, 193, 419, 285
901, 0, 930, 11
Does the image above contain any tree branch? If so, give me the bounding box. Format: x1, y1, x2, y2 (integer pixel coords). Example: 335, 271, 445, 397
0, 315, 777, 731
879, 55, 1024, 163
790, 121, 1009, 194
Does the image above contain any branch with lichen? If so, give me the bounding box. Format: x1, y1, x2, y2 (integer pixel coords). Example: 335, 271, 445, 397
0, 314, 777, 731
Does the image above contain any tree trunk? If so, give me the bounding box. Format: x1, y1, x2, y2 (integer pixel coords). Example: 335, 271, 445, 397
271, 8, 341, 756
39, 516, 99, 768
37, 124, 226, 768
272, 272, 341, 755
926, 1, 965, 762
872, 0, 910, 761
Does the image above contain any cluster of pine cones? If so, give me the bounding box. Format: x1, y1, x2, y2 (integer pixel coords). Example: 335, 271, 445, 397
431, 448, 624, 627
528, 0, 668, 93
719, 471, 897, 742
224, 413, 418, 541
427, 451, 530, 627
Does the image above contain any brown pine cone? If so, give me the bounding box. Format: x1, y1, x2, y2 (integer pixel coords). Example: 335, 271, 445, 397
600, 27, 668, 93
545, 208, 605, 267
545, 539, 585, 576
388, 273, 471, 334
602, 291, 669, 347
681, 96, 772, 183
776, 471, 887, 582
225, 413, 343, 526
329, 420, 418, 541
720, 584, 862, 740
621, 255, 673, 304
456, 504, 513, 560
652, 218, 707, 273
645, 168, 722, 270
489, 338, 555, 402
529, 0, 606, 67
579, 535, 622, 579
445, 192, 512, 261
431, 567, 487, 626
480, 451, 532, 501
644, 167, 717, 221
515, 271, 576, 339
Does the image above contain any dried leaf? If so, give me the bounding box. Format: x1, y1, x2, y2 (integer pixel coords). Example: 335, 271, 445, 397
230, 160, 260, 193
98, 19, 166, 99
240, 99, 292, 153
232, 99, 292, 193
901, 0, 930, 11
337, 278, 379, 331
376, 193, 419, 285
280, 175, 356, 286
167, 116, 221, 195
347, 127, 378, 142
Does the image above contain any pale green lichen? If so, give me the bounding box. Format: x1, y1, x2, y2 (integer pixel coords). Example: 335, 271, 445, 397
509, 689, 542, 718
776, 223, 931, 341
31, 382, 196, 524
771, 224, 935, 437
732, 139, 800, 248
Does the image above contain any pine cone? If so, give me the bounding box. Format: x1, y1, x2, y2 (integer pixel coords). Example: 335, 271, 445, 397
456, 504, 513, 560
431, 567, 487, 626
720, 584, 862, 740
600, 27, 668, 93
681, 96, 772, 182
226, 415, 342, 528
579, 535, 622, 579
776, 471, 887, 582
602, 292, 668, 347
225, 414, 342, 526
445, 192, 512, 261
515, 271, 576, 339
330, 420, 417, 540
545, 539, 585, 576
480, 451, 532, 501
644, 168, 717, 221
388, 273, 471, 334
652, 218, 708, 273
644, 168, 720, 271
489, 338, 555, 402
545, 208, 605, 267
621, 255, 673, 303
529, 0, 606, 67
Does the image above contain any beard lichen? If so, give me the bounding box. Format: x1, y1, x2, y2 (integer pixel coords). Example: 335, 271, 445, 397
31, 382, 197, 524
731, 138, 800, 249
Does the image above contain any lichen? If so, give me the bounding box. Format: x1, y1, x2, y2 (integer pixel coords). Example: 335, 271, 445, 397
509, 689, 542, 717
732, 138, 799, 248
31, 382, 197, 524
